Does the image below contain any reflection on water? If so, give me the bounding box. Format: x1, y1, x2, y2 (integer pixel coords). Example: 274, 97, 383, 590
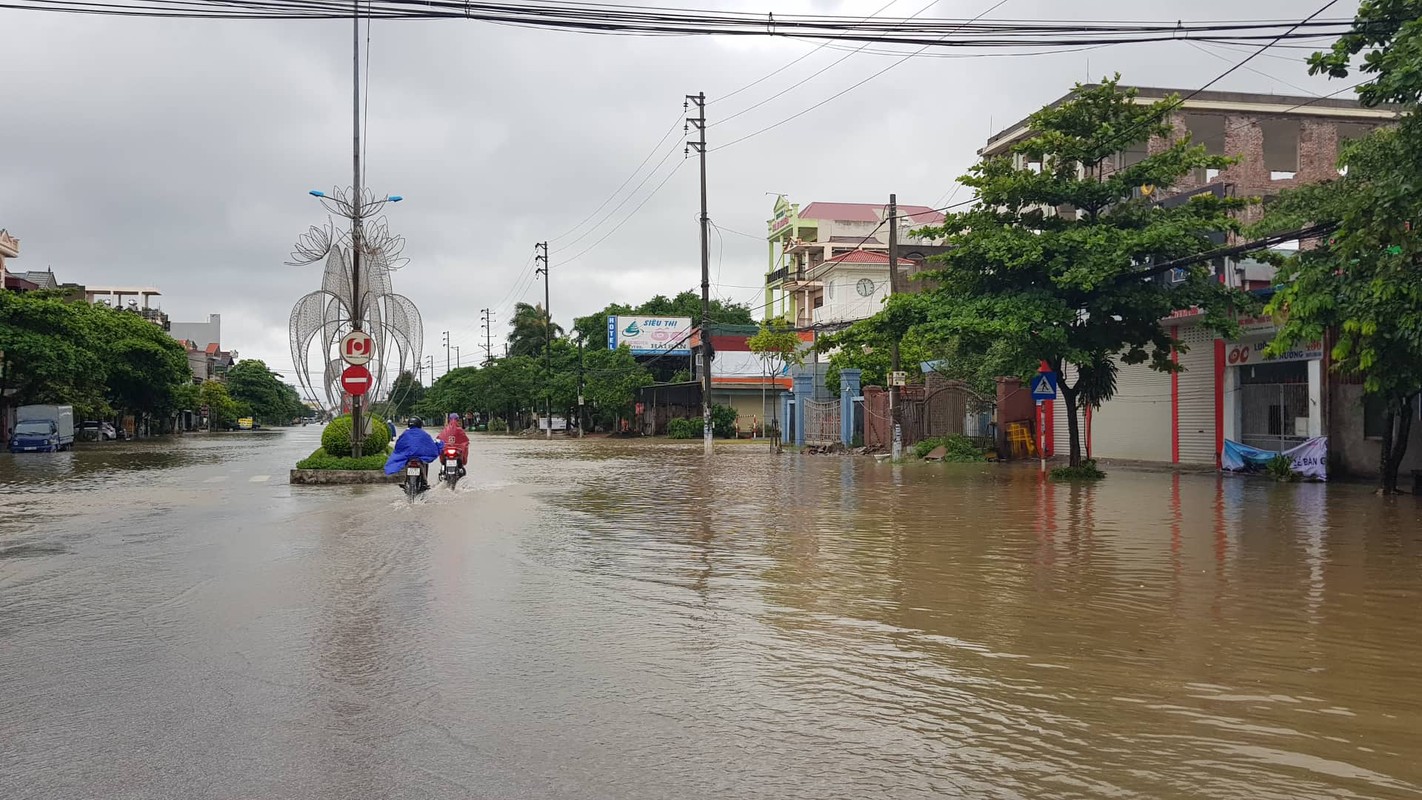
2, 432, 1420, 799
525, 441, 1422, 798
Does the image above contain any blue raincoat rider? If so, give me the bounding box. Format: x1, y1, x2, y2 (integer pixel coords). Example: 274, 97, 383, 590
385, 417, 442, 489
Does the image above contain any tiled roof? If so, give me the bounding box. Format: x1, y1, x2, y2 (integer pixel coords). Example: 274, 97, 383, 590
818, 250, 918, 266
799, 201, 945, 225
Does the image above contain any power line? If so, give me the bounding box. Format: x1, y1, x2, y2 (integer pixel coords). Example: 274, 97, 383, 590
714, 0, 1015, 152
548, 112, 683, 244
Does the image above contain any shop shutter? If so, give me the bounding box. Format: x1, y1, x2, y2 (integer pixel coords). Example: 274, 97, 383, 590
1176, 323, 1218, 464
1089, 356, 1172, 462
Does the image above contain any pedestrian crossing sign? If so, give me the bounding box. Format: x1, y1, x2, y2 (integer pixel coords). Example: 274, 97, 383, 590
1030, 372, 1058, 401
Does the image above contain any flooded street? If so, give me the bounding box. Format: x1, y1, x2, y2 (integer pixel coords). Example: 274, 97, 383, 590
3, 428, 1421, 799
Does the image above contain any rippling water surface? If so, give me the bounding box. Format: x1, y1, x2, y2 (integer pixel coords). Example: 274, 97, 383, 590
2, 430, 1420, 799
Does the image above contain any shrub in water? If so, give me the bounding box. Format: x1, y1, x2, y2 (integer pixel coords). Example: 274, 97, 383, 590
321, 416, 391, 458
1265, 454, 1300, 482
667, 418, 700, 439
1046, 460, 1109, 480
489, 418, 508, 433
711, 404, 739, 439
913, 435, 987, 462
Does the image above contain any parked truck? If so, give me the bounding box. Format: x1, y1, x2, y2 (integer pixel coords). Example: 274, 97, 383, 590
8, 405, 75, 453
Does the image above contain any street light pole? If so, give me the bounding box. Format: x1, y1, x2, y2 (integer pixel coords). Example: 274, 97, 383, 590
348, 0, 365, 457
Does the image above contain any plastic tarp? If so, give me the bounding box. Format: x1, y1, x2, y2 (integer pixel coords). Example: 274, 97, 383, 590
1222, 437, 1328, 481
383, 428, 442, 475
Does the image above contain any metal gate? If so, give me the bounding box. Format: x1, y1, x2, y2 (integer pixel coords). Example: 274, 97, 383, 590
1239, 362, 1311, 453
802, 398, 841, 446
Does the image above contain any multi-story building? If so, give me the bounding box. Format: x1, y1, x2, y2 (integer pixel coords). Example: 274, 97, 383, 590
764, 197, 944, 327
170, 314, 222, 352
0, 229, 18, 289
982, 84, 1406, 477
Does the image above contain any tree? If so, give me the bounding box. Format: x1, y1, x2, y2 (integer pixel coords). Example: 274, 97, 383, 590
0, 291, 108, 422
507, 302, 563, 357
747, 317, 806, 442
1309, 0, 1422, 109
199, 380, 241, 429
97, 308, 191, 420
581, 345, 654, 429
385, 370, 425, 418
226, 359, 301, 425
910, 78, 1250, 466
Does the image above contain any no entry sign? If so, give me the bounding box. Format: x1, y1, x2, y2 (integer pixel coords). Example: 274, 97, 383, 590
340, 364, 373, 396
341, 330, 375, 366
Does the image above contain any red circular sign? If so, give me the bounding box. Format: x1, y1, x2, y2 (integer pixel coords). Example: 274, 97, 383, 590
340, 364, 373, 397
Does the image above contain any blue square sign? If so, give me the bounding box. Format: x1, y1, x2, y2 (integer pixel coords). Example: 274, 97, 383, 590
1030, 372, 1058, 401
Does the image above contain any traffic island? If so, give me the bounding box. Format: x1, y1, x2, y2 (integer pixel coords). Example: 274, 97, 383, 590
289, 468, 399, 485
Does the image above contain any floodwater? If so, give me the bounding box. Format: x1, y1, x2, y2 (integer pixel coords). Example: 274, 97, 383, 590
2, 428, 1421, 799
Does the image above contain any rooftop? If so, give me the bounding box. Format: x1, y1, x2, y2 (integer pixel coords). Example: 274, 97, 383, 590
982, 84, 1400, 156
798, 201, 945, 226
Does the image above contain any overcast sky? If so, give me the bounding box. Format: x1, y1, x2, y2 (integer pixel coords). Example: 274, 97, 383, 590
2, 0, 1355, 391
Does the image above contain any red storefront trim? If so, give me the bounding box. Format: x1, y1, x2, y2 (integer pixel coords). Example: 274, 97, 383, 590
1171, 326, 1180, 463
1214, 338, 1226, 468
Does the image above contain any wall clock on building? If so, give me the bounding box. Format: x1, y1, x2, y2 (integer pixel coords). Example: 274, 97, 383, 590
856, 278, 876, 297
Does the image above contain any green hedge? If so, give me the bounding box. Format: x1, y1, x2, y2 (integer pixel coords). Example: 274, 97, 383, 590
321, 416, 391, 457
1049, 459, 1106, 481
667, 418, 700, 439
296, 446, 391, 471
913, 435, 988, 462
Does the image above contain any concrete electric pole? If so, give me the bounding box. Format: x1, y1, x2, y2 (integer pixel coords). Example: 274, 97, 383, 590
480, 308, 494, 365
535, 241, 552, 440
888, 193, 901, 460
687, 91, 713, 456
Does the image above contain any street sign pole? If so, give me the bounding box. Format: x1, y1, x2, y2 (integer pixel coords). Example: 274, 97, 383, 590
1036, 400, 1045, 473
1030, 365, 1058, 473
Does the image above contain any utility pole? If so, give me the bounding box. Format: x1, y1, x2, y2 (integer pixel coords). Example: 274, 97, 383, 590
480, 308, 494, 365
576, 333, 585, 438
442, 330, 450, 376
348, 0, 365, 458
888, 193, 902, 461
687, 91, 713, 456
454, 345, 461, 368
535, 241, 552, 440
425, 354, 434, 387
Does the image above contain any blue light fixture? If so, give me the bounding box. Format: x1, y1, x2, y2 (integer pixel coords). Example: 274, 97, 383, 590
387, 195, 403, 203
309, 190, 326, 198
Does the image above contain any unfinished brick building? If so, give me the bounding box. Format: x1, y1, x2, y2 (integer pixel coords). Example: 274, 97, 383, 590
977, 85, 1413, 479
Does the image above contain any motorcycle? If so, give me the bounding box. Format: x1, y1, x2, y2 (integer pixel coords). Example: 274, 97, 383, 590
437, 446, 465, 490
402, 457, 430, 499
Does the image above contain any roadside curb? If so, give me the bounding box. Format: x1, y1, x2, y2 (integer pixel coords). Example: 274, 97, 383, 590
289, 469, 399, 485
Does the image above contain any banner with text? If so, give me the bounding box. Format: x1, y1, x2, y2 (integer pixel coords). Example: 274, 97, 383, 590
608, 316, 693, 355
1222, 437, 1328, 481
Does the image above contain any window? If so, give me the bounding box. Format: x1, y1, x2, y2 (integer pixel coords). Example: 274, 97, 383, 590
826, 280, 834, 300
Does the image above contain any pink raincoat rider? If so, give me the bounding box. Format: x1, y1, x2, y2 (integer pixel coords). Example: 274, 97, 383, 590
438, 413, 470, 463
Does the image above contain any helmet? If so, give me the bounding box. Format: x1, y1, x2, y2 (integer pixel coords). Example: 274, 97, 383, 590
407, 417, 424, 428
448, 413, 460, 422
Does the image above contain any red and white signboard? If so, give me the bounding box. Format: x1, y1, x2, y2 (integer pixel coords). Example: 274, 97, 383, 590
340, 364, 373, 396
341, 330, 375, 366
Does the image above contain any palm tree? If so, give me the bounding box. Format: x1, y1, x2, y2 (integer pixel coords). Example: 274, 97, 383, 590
507, 302, 563, 357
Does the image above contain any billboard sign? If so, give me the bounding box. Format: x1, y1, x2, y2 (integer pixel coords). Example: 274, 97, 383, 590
608, 316, 692, 355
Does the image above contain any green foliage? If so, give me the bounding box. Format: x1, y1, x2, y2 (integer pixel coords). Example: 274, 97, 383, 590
488, 418, 508, 433
0, 291, 193, 422
1264, 454, 1301, 483
583, 346, 655, 429
711, 404, 738, 438
295, 446, 391, 471
226, 359, 304, 425
321, 416, 391, 458
667, 418, 700, 439
907, 78, 1252, 466
507, 302, 564, 357
1308, 0, 1422, 109
1050, 459, 1106, 481
385, 370, 425, 418
199, 380, 242, 429
913, 435, 987, 462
